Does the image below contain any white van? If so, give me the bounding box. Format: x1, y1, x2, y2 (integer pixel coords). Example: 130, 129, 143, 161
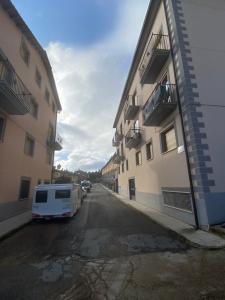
32, 183, 82, 219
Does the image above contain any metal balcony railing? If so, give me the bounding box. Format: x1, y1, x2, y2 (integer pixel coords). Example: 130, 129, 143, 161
115, 130, 123, 142
112, 137, 119, 147
112, 152, 125, 164
55, 133, 63, 151
125, 127, 142, 149
139, 34, 170, 84
143, 84, 177, 126
124, 95, 140, 121
46, 133, 63, 151
0, 50, 31, 114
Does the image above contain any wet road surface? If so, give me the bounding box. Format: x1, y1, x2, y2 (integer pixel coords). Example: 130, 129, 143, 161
0, 184, 225, 299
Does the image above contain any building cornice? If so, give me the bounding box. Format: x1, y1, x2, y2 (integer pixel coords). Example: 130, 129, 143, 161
113, 0, 161, 128
0, 0, 62, 111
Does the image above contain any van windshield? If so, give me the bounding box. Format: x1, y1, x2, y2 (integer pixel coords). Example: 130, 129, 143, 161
36, 191, 48, 203
55, 190, 71, 199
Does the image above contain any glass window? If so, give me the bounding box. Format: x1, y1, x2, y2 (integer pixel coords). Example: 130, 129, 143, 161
20, 39, 30, 66
126, 159, 129, 171
19, 178, 30, 200
24, 134, 35, 156
146, 141, 153, 160
0, 115, 6, 141
136, 151, 142, 166
36, 191, 48, 203
161, 125, 177, 153
45, 88, 50, 104
30, 97, 38, 119
122, 163, 124, 173
35, 68, 42, 87
55, 190, 71, 199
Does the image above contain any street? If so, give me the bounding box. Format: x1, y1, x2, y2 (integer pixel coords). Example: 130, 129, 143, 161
0, 184, 225, 300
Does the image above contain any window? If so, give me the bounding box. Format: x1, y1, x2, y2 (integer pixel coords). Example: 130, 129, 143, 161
19, 177, 30, 200
120, 123, 123, 134
30, 97, 38, 119
55, 190, 71, 199
146, 140, 153, 160
45, 88, 50, 104
35, 68, 42, 87
136, 151, 142, 166
161, 125, 177, 153
122, 163, 124, 173
121, 141, 124, 157
24, 134, 35, 156
0, 114, 6, 141
35, 191, 48, 203
20, 38, 30, 66
126, 159, 129, 171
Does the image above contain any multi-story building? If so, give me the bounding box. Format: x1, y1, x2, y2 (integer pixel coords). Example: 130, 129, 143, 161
0, 0, 62, 235
101, 154, 119, 192
113, 0, 225, 230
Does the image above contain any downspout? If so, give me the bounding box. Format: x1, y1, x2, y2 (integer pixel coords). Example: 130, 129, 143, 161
51, 110, 58, 184
163, 0, 199, 229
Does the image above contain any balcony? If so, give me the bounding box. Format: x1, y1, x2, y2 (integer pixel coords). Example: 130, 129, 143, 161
55, 133, 63, 151
143, 84, 177, 127
112, 153, 125, 164
47, 133, 63, 151
112, 138, 119, 147
0, 50, 31, 115
124, 95, 139, 121
139, 34, 170, 84
125, 128, 142, 149
115, 130, 123, 142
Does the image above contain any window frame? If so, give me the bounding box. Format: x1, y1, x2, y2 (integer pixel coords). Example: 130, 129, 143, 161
24, 133, 35, 157
126, 159, 129, 171
30, 97, 38, 119
20, 37, 30, 66
146, 139, 154, 161
45, 88, 50, 104
0, 113, 6, 142
19, 177, 31, 201
160, 122, 177, 154
35, 67, 42, 88
135, 150, 142, 166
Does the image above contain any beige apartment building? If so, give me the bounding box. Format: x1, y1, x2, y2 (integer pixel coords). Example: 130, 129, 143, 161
101, 154, 119, 192
0, 0, 62, 236
113, 0, 225, 230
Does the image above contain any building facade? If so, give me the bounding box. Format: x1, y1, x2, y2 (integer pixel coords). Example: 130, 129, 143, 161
0, 0, 62, 235
101, 154, 119, 192
113, 0, 225, 229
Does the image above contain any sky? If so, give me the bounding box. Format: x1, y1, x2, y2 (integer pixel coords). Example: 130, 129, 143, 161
12, 0, 149, 172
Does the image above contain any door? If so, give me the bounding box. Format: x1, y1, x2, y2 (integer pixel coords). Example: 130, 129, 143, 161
129, 178, 136, 200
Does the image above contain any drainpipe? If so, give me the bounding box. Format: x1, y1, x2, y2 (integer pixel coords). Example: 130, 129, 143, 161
163, 0, 199, 229
51, 110, 58, 184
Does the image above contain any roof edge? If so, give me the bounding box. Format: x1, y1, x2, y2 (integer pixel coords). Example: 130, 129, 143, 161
113, 0, 161, 128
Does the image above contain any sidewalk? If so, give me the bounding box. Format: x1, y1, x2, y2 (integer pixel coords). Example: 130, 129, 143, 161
101, 185, 225, 249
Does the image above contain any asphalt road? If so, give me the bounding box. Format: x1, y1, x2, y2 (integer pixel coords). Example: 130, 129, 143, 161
0, 184, 225, 300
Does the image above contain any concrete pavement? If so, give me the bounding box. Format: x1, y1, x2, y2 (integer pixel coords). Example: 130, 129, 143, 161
0, 184, 225, 299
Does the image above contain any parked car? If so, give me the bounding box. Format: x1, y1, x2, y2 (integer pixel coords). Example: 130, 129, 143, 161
81, 180, 91, 192
32, 183, 82, 220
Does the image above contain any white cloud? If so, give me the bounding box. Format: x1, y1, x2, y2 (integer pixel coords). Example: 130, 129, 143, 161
47, 0, 149, 171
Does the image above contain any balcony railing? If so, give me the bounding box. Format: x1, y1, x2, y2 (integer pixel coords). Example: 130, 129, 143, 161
124, 95, 139, 121
47, 133, 63, 151
125, 127, 142, 149
115, 130, 123, 142
112, 138, 119, 147
55, 133, 63, 151
143, 84, 177, 126
112, 152, 125, 164
0, 50, 31, 114
139, 34, 170, 84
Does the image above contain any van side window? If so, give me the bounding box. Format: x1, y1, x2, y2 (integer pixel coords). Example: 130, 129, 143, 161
36, 191, 48, 203
55, 190, 71, 199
